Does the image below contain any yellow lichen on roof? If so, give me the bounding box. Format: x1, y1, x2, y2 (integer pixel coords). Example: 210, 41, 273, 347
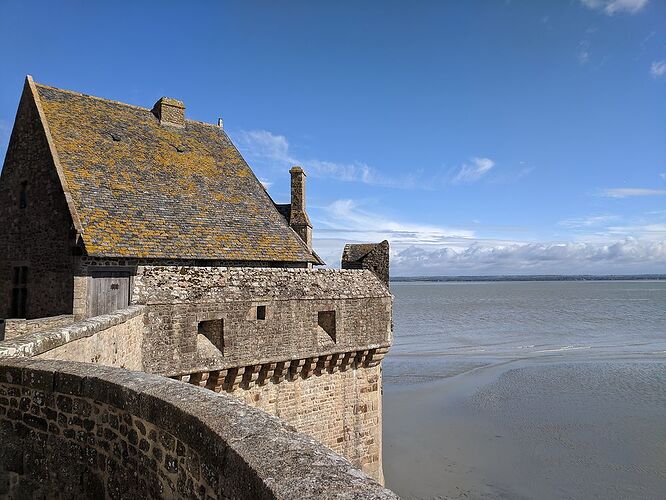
34, 83, 316, 263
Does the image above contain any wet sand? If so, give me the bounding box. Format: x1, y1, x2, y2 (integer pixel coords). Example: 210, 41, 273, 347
383, 357, 666, 499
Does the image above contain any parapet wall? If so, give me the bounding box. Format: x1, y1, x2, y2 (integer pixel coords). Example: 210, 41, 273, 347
0, 358, 396, 499
0, 267, 394, 486
133, 266, 392, 482
2, 314, 75, 341
0, 306, 145, 370
132, 266, 392, 376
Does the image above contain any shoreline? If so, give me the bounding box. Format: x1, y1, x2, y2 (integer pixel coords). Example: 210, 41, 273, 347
391, 276, 666, 283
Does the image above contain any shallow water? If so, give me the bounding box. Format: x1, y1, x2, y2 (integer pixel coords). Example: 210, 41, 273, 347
382, 281, 666, 499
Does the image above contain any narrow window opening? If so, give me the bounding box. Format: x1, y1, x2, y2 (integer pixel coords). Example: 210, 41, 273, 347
318, 310, 336, 343
256, 305, 266, 320
198, 319, 224, 354
19, 181, 27, 209
10, 266, 28, 318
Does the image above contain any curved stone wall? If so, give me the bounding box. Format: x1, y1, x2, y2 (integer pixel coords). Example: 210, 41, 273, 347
0, 358, 396, 499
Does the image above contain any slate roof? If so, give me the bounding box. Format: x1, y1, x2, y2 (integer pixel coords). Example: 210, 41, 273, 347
33, 82, 319, 263
342, 243, 378, 263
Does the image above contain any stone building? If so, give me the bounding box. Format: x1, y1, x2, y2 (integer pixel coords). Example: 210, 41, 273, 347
0, 76, 393, 493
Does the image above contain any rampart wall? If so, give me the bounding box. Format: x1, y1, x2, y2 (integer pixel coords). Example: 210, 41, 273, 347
0, 267, 393, 483
0, 358, 396, 499
0, 306, 144, 370
133, 266, 392, 482
2, 314, 75, 340
132, 266, 392, 375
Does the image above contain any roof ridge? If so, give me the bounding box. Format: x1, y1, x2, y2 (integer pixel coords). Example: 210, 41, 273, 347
34, 81, 223, 130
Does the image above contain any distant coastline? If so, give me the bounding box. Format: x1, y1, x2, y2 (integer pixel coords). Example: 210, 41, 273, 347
391, 274, 666, 283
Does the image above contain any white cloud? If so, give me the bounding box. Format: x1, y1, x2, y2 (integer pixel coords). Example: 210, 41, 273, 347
392, 238, 666, 276
234, 129, 508, 190
599, 188, 666, 198
235, 130, 294, 164
559, 215, 619, 228
259, 178, 273, 189
578, 50, 590, 65
452, 157, 495, 184
650, 61, 666, 78
577, 41, 591, 65
312, 198, 482, 266
233, 129, 419, 188
581, 0, 648, 15
313, 200, 666, 274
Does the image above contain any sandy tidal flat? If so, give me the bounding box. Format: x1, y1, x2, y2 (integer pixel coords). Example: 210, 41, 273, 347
383, 358, 666, 499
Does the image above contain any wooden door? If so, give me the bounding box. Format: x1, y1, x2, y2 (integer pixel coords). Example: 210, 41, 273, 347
88, 271, 131, 317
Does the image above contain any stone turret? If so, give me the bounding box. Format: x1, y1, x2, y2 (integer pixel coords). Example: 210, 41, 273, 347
342, 240, 390, 287
289, 166, 313, 251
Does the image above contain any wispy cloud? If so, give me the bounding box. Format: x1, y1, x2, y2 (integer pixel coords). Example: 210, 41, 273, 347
234, 129, 505, 190
317, 199, 475, 244
650, 60, 666, 78
452, 157, 495, 184
599, 188, 666, 198
559, 215, 620, 228
233, 129, 420, 189
560, 211, 666, 244
312, 198, 482, 265
580, 0, 648, 15
313, 200, 666, 274
393, 238, 666, 276
576, 40, 591, 65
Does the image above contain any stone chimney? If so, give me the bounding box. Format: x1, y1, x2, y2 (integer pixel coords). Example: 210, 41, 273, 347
289, 166, 313, 251
152, 97, 185, 127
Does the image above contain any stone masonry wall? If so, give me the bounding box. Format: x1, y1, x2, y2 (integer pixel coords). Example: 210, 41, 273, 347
233, 364, 384, 483
2, 314, 75, 341
0, 80, 76, 320
0, 358, 397, 499
132, 266, 392, 376
0, 306, 145, 372
35, 312, 144, 370
132, 266, 392, 483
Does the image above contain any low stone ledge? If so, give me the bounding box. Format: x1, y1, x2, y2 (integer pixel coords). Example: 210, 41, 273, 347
0, 358, 397, 499
2, 314, 75, 340
0, 305, 145, 358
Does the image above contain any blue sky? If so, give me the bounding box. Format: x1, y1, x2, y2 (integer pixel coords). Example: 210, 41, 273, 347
1, 0, 664, 275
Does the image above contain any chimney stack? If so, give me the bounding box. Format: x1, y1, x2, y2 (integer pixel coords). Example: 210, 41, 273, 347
289, 166, 312, 251
152, 97, 185, 127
